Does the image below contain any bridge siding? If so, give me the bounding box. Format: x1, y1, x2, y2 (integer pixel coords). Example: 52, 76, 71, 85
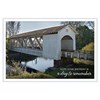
9, 48, 42, 57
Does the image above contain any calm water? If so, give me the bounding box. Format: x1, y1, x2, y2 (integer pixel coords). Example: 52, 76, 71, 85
21, 57, 54, 72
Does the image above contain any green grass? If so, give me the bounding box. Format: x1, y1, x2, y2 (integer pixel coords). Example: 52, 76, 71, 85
7, 72, 53, 79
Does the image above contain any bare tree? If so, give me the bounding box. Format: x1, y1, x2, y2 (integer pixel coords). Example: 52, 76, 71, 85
85, 21, 94, 29
61, 21, 94, 30
6, 21, 20, 37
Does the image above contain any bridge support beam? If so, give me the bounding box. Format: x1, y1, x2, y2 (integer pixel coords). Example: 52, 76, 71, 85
28, 37, 35, 49
34, 37, 42, 49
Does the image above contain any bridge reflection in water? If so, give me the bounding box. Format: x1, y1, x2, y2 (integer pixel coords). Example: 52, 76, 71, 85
8, 51, 53, 72
21, 57, 53, 72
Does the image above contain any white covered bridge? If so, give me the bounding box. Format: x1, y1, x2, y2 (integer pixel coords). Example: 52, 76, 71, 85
8, 25, 93, 60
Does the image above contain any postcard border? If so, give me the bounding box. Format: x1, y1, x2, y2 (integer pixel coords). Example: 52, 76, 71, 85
2, 18, 98, 82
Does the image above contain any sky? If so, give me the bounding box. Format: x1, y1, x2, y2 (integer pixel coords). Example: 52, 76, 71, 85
19, 21, 61, 33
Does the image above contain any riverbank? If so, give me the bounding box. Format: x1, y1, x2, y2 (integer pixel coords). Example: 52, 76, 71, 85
6, 62, 53, 79
6, 51, 94, 79
45, 63, 94, 78
6, 60, 94, 79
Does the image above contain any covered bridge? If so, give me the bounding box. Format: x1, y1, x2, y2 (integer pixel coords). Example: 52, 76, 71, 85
8, 25, 77, 60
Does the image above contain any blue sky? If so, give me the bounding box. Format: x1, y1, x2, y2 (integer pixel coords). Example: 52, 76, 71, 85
19, 21, 61, 33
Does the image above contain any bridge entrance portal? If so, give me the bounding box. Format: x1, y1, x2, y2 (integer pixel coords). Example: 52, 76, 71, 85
61, 35, 73, 52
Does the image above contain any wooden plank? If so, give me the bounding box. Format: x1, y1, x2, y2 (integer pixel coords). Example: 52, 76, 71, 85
34, 36, 42, 49
9, 39, 13, 48
22, 38, 28, 48
62, 51, 94, 60
28, 37, 34, 49
16, 38, 23, 47
71, 52, 73, 58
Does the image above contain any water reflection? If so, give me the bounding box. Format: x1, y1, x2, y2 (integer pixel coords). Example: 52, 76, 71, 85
8, 51, 54, 72
21, 57, 54, 72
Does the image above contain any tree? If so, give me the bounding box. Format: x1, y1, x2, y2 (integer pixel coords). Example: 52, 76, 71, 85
61, 21, 94, 30
85, 21, 94, 30
76, 25, 94, 50
6, 21, 20, 37
61, 21, 85, 29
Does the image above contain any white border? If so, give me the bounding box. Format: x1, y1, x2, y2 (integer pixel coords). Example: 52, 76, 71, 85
3, 18, 98, 82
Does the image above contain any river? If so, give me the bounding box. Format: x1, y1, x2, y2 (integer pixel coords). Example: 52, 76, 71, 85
8, 51, 54, 72
21, 57, 54, 72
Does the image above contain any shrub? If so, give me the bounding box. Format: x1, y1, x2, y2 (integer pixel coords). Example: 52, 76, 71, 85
73, 58, 94, 65
7, 72, 53, 79
6, 61, 53, 79
82, 42, 94, 52
6, 61, 23, 76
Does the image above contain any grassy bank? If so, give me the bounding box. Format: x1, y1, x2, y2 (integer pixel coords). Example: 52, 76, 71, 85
6, 61, 53, 79
45, 58, 94, 79
45, 63, 94, 78
6, 58, 94, 79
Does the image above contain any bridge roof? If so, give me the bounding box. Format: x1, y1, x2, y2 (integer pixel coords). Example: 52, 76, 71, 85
9, 25, 66, 39
9, 25, 78, 39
